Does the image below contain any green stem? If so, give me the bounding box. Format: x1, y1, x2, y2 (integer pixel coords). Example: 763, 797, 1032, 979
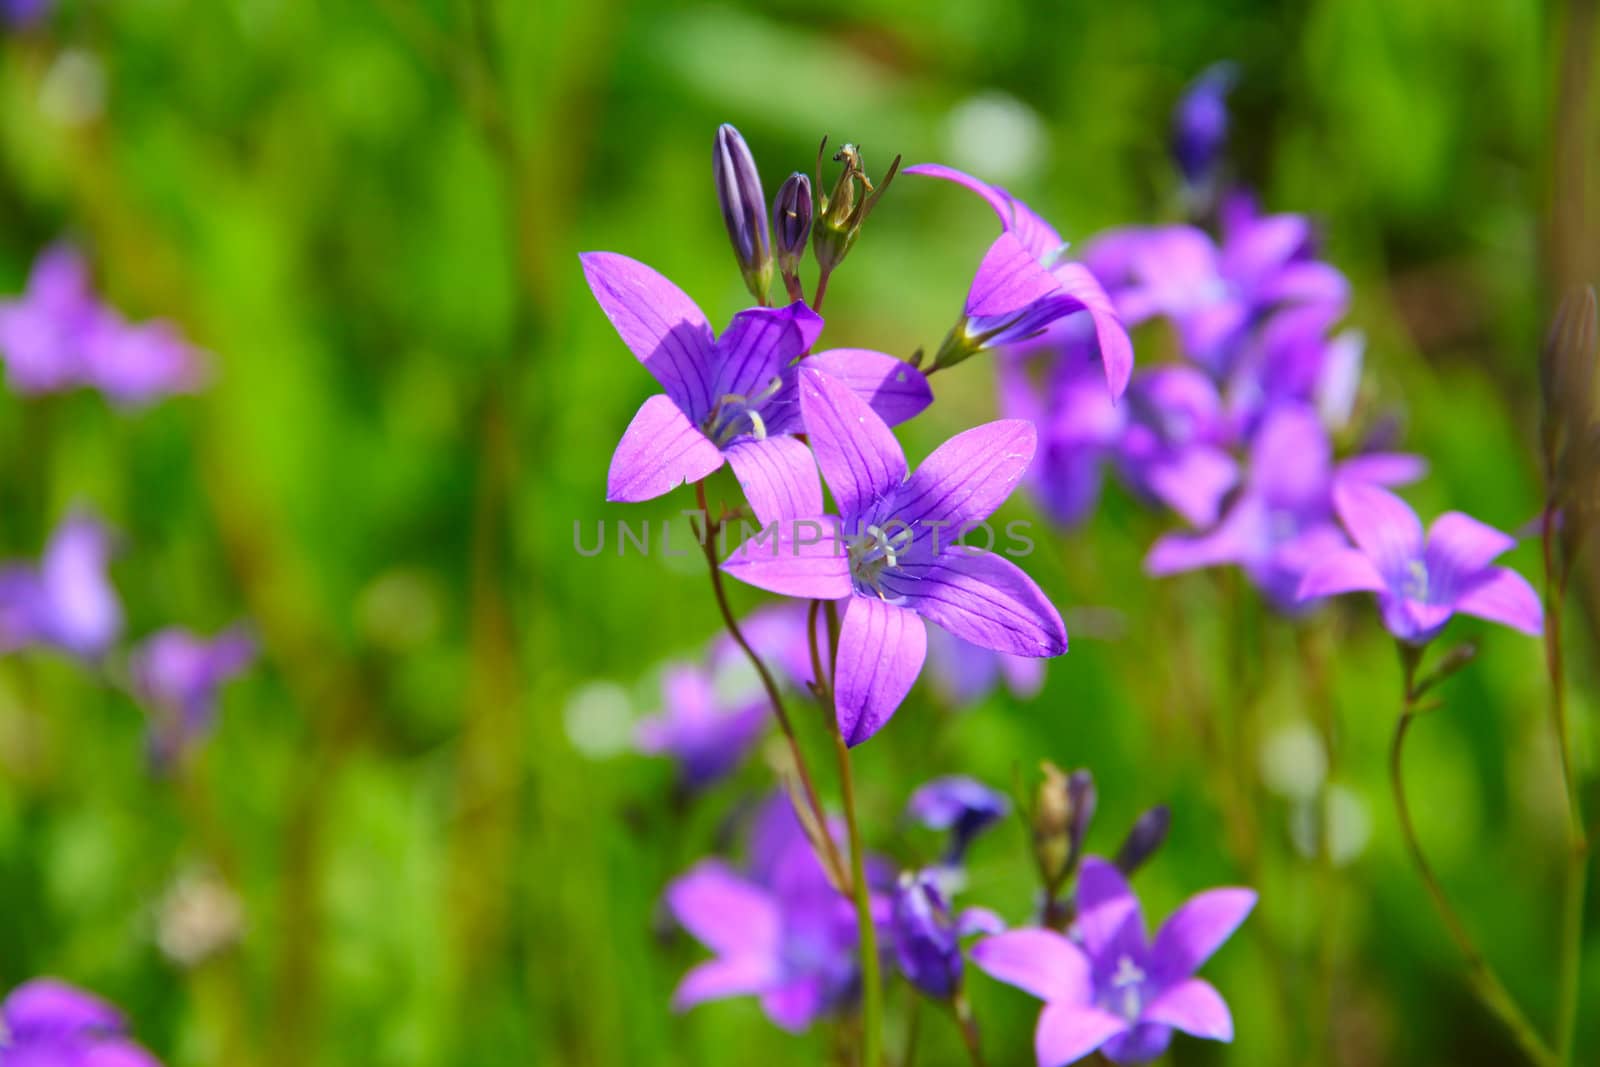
1390, 650, 1558, 1067
811, 599, 882, 1067
951, 988, 989, 1067
1543, 509, 1589, 1066
695, 482, 847, 887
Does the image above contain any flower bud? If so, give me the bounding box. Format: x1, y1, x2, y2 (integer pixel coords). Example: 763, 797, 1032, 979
773, 173, 812, 271
1113, 805, 1171, 876
1171, 62, 1237, 188
714, 123, 772, 303
1033, 763, 1095, 888
891, 870, 962, 999
812, 137, 901, 283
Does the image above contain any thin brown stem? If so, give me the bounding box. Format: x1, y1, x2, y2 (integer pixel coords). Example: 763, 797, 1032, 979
695, 481, 845, 885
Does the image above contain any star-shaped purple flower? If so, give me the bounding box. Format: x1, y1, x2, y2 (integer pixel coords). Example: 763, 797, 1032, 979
129, 625, 256, 768
0, 978, 163, 1066
904, 164, 1133, 398
579, 252, 931, 522
722, 367, 1067, 745
971, 857, 1255, 1065
634, 660, 767, 789
0, 512, 122, 661
667, 793, 881, 1031
1296, 481, 1543, 644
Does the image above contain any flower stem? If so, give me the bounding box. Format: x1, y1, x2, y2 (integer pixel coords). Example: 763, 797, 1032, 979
813, 269, 832, 313
951, 988, 990, 1067
693, 481, 846, 886
1390, 649, 1558, 1067
1542, 508, 1589, 1066
811, 599, 883, 1067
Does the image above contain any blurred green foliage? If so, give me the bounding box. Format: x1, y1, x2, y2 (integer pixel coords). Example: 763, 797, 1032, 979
0, 1, 1592, 1065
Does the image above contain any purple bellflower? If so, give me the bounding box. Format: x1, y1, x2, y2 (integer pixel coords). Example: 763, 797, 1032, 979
904, 164, 1133, 399
1146, 404, 1424, 609
129, 626, 256, 768
972, 857, 1255, 1065
579, 252, 932, 522
667, 793, 881, 1031
635, 660, 767, 789
1115, 366, 1239, 528
1087, 199, 1347, 377
925, 625, 1045, 707
722, 367, 1067, 745
0, 978, 162, 1067
1297, 481, 1543, 644
1170, 63, 1237, 188
905, 775, 1011, 865
0, 513, 121, 661
0, 243, 208, 405
890, 869, 1006, 1000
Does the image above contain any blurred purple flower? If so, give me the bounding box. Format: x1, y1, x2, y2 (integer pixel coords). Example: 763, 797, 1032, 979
708, 601, 819, 692
905, 775, 1010, 864
925, 625, 1045, 707
130, 625, 256, 768
0, 978, 162, 1066
1297, 481, 1543, 644
972, 857, 1254, 1065
723, 368, 1066, 745
1116, 367, 1238, 528
635, 660, 766, 789
0, 243, 209, 405
0, 513, 121, 661
1087, 198, 1347, 377
1146, 404, 1424, 610
1170, 63, 1237, 187
0, 0, 51, 29
579, 252, 931, 521
667, 794, 881, 1031
904, 164, 1133, 398
890, 869, 1005, 1000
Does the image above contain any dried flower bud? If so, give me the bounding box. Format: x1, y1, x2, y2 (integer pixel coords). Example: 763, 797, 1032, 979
714, 123, 772, 303
1113, 805, 1171, 876
813, 137, 900, 282
1033, 763, 1095, 887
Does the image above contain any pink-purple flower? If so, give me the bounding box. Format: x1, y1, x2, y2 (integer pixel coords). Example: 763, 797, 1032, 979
971, 858, 1254, 1065
0, 978, 162, 1066
635, 660, 767, 790
1297, 481, 1543, 644
0, 512, 122, 661
129, 625, 256, 768
579, 251, 931, 522
722, 367, 1066, 745
904, 165, 1133, 398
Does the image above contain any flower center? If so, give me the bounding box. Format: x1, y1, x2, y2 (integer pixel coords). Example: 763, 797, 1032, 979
1403, 558, 1430, 602
848, 522, 914, 597
703, 376, 784, 447
1109, 954, 1147, 1022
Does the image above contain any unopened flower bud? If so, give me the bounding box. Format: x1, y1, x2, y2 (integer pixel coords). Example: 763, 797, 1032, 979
891, 870, 962, 999
812, 137, 900, 285
772, 172, 812, 303
1033, 763, 1095, 887
714, 123, 772, 303
1113, 805, 1171, 876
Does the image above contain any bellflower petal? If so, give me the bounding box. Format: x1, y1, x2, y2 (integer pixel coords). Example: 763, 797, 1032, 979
673, 955, 779, 1011
579, 252, 715, 417
902, 163, 1066, 261
36, 513, 122, 658
1074, 858, 1144, 958
1036, 1002, 1129, 1067
605, 394, 725, 503
721, 515, 851, 600
1148, 888, 1256, 986
1142, 978, 1233, 1041
1296, 548, 1388, 600
801, 348, 932, 429
971, 929, 1093, 1003
885, 551, 1066, 658
1424, 512, 1517, 577
1050, 262, 1134, 400
1454, 568, 1544, 636
760, 978, 827, 1033
834, 596, 927, 746
667, 861, 782, 959
1100, 1024, 1174, 1064
1331, 481, 1423, 582
894, 419, 1036, 533
1138, 445, 1238, 528
967, 232, 1062, 319
714, 303, 823, 402
797, 366, 908, 520
724, 437, 823, 526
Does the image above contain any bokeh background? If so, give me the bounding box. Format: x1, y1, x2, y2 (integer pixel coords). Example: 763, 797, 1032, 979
0, 1, 1594, 1064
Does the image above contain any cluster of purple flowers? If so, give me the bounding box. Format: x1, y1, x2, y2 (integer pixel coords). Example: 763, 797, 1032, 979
0, 243, 207, 407
989, 71, 1541, 645
0, 979, 161, 1066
